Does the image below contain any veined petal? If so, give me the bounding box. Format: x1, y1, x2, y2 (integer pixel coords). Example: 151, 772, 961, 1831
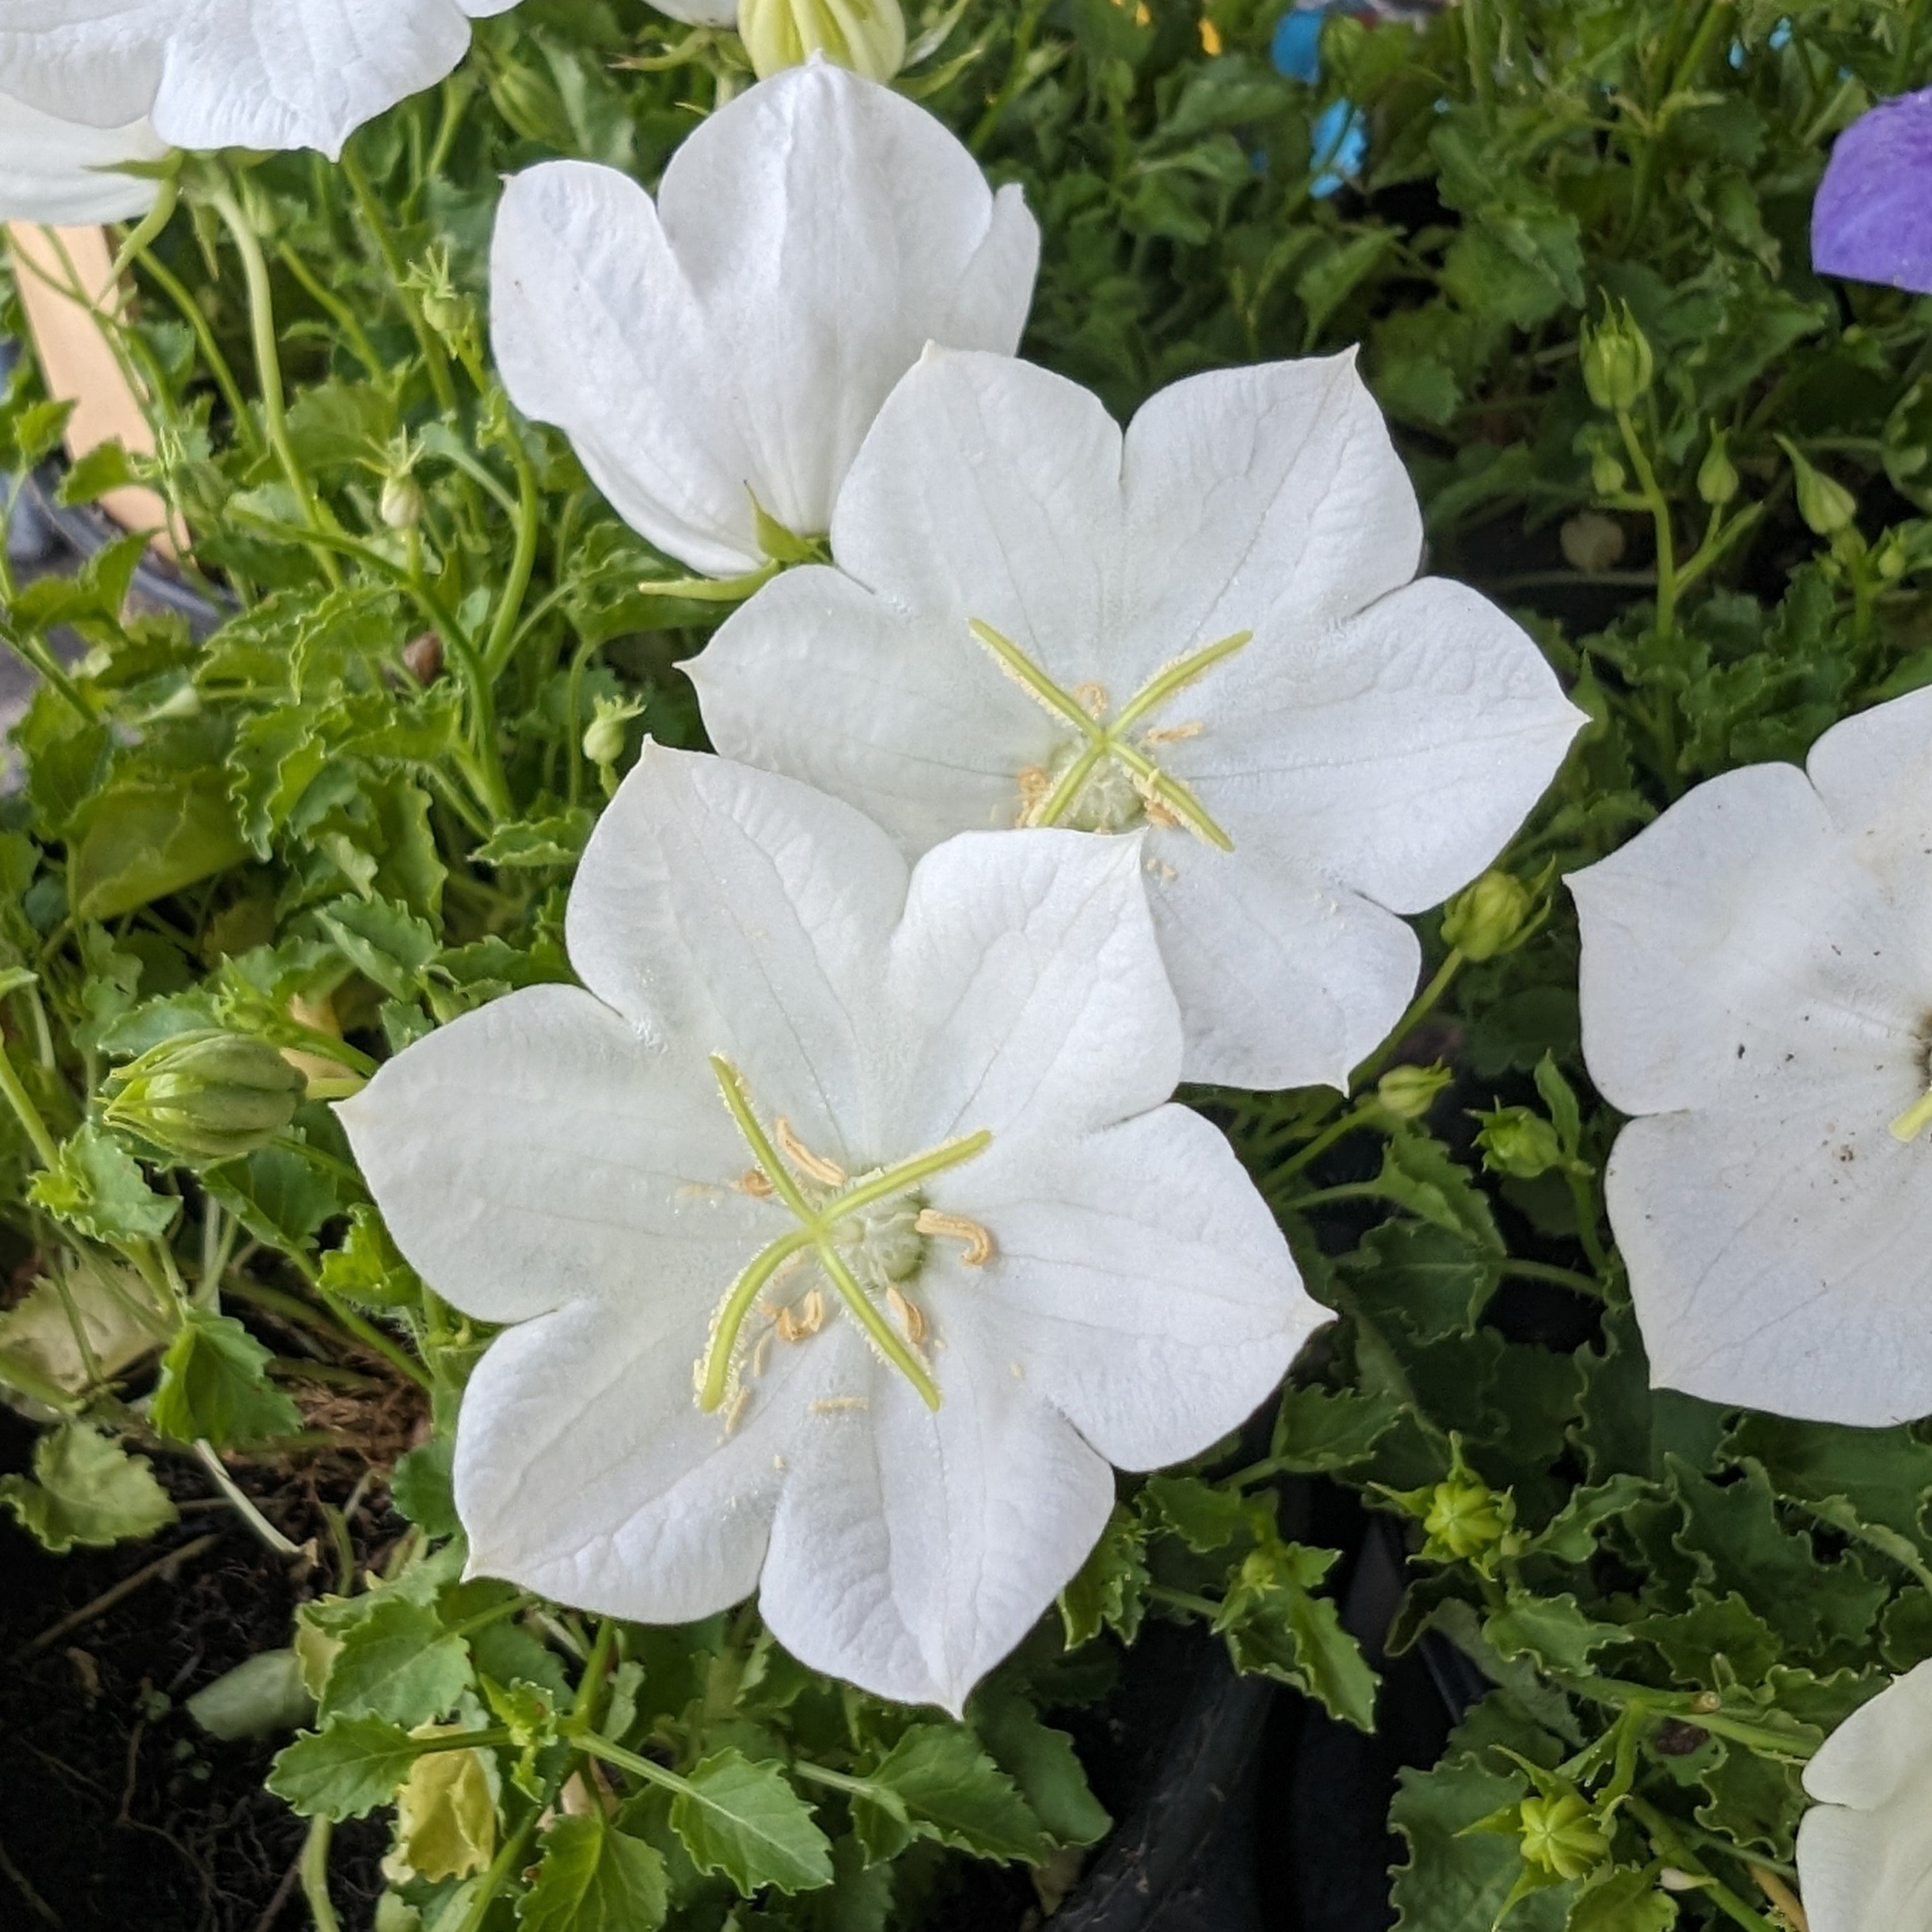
690, 565, 1052, 854
1608, 1098, 1932, 1426
1812, 85, 1932, 294
1117, 353, 1422, 688
1178, 577, 1585, 914
1151, 839, 1423, 1091
1571, 761, 1925, 1119
456, 1295, 850, 1626
336, 982, 773, 1326
884, 829, 1182, 1147
1804, 1662, 1932, 1812
567, 745, 909, 1165
491, 67, 1039, 575
760, 1337, 1114, 1714
0, 93, 163, 224
645, 0, 740, 23
0, 0, 514, 159
943, 1107, 1321, 1469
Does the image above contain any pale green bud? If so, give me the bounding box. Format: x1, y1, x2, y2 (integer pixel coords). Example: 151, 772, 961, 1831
583, 696, 645, 771
1518, 1792, 1609, 1881
1580, 305, 1653, 413
1375, 1063, 1452, 1122
1423, 1477, 1511, 1561
741, 0, 907, 82
1474, 1106, 1564, 1180
1439, 871, 1533, 961
104, 1030, 306, 1164
1590, 451, 1629, 496
1559, 511, 1625, 574
1696, 429, 1740, 507
380, 472, 425, 533
1778, 436, 1857, 536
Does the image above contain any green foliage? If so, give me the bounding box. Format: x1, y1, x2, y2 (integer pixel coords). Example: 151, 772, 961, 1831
0, 1420, 177, 1552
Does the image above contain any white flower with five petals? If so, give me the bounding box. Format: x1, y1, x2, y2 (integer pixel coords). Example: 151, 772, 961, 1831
0, 91, 165, 223
489, 65, 1038, 579
338, 747, 1320, 1711
1572, 685, 1932, 1427
0, 0, 517, 162
1797, 1661, 1932, 1931
690, 347, 1586, 1091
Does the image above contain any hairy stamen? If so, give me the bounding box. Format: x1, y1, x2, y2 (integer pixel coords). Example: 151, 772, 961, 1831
915, 1208, 994, 1266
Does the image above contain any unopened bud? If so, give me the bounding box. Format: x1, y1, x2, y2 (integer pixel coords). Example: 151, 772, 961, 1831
1658, 1868, 1702, 1893
1375, 1063, 1451, 1122
488, 60, 568, 143
1778, 436, 1856, 536
1559, 511, 1625, 574
1580, 305, 1653, 413
380, 472, 425, 532
401, 632, 443, 684
1423, 1478, 1510, 1561
1696, 430, 1740, 507
104, 1031, 306, 1165
1590, 451, 1628, 496
1519, 1792, 1608, 1881
1474, 1106, 1565, 1180
582, 696, 643, 771
740, 0, 906, 81
1440, 871, 1533, 961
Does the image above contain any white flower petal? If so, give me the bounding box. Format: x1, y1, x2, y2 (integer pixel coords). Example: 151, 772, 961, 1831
1608, 1101, 1932, 1425
0, 0, 514, 159
1151, 839, 1422, 1090
455, 1297, 853, 1625
884, 828, 1182, 1145
564, 745, 908, 1165
0, 93, 164, 223
760, 1342, 1114, 1714
1805, 1662, 1932, 1811
1117, 352, 1422, 680
1180, 576, 1586, 914
336, 982, 771, 1326
1571, 762, 1922, 1118
689, 564, 1050, 851
945, 1106, 1322, 1468
647, 0, 740, 24
490, 67, 1039, 574
1801, 680, 1932, 830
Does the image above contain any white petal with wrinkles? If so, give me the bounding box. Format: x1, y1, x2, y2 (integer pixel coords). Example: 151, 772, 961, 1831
490, 66, 1039, 575
0, 92, 164, 223
0, 0, 515, 159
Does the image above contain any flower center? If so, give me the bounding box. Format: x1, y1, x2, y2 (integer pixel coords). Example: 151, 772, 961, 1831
695, 1055, 993, 1417
969, 618, 1250, 850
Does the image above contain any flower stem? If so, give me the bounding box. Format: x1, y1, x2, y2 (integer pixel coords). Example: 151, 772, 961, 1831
0, 1044, 59, 1168
1616, 407, 1676, 635
1349, 950, 1466, 1094
299, 1818, 341, 1932
483, 414, 543, 680
135, 246, 259, 454
1627, 1797, 1781, 1932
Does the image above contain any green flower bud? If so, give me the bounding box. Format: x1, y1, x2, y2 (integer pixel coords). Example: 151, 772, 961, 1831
1518, 1792, 1609, 1882
740, 0, 907, 81
1559, 511, 1625, 574
1423, 1476, 1511, 1561
487, 60, 569, 143
1778, 436, 1857, 536
380, 472, 425, 533
1474, 1105, 1565, 1180
583, 696, 645, 773
1589, 451, 1628, 496
1375, 1063, 1452, 1122
1580, 305, 1654, 413
104, 1031, 306, 1165
1439, 870, 1534, 961
1696, 430, 1740, 507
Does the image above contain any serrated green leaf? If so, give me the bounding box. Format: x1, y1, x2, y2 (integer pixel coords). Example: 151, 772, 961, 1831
201, 1139, 342, 1253
1528, 1477, 1650, 1565
318, 1203, 421, 1308
668, 1750, 833, 1896
149, 1308, 302, 1446
318, 894, 439, 1000
268, 1713, 425, 1819
320, 1595, 472, 1727
1059, 1501, 1149, 1646
1565, 1865, 1677, 1932
860, 1725, 1044, 1863
1375, 1131, 1505, 1253
518, 1816, 668, 1932
970, 1694, 1110, 1849
28, 1120, 178, 1242
1483, 1593, 1619, 1674
0, 1421, 176, 1552
70, 771, 251, 921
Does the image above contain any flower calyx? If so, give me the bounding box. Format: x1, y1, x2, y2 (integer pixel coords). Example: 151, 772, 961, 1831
696, 1055, 993, 1417
971, 618, 1249, 850
740, 0, 908, 83
1581, 303, 1654, 414
1439, 869, 1539, 962
1380, 1436, 1524, 1572
103, 1029, 307, 1166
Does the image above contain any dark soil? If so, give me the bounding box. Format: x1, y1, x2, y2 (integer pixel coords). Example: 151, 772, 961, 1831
0, 1406, 402, 1932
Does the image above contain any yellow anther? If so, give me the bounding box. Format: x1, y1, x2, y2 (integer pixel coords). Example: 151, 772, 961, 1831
887, 1283, 926, 1345
1892, 1087, 1932, 1142
1142, 720, 1203, 745
777, 1118, 846, 1187
1073, 681, 1110, 717
776, 1287, 826, 1344
916, 1208, 994, 1266
811, 1396, 869, 1415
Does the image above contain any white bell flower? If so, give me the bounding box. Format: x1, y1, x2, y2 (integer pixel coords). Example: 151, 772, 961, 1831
489, 65, 1038, 580
338, 747, 1320, 1711
0, 0, 517, 162
1797, 1661, 1932, 1931
689, 347, 1585, 1090
1571, 684, 1932, 1426
0, 94, 165, 224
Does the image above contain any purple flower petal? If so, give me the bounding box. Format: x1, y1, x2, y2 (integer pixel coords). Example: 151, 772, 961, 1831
1813, 85, 1932, 293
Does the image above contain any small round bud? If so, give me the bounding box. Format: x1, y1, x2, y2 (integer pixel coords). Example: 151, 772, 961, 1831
1375, 1063, 1452, 1123
740, 0, 906, 80
1696, 430, 1740, 507
1475, 1106, 1565, 1180
1559, 511, 1626, 574
1692, 1690, 1723, 1715
401, 632, 444, 684
1659, 1868, 1701, 1893
1590, 452, 1629, 496
1518, 1792, 1609, 1882
104, 1030, 306, 1166
1778, 436, 1857, 536
1439, 871, 1534, 961
1580, 305, 1654, 413
1423, 1478, 1510, 1561
380, 472, 425, 533
583, 696, 644, 772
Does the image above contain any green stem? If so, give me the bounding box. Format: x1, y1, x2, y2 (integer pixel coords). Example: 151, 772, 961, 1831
0, 1045, 60, 1168
1284, 1180, 1385, 1213
1499, 1258, 1606, 1299
341, 147, 458, 416
483, 416, 542, 679
1617, 408, 1677, 635
274, 242, 384, 380
205, 187, 338, 584
314, 1285, 433, 1392
134, 246, 260, 454
299, 1817, 341, 1932
1626, 1797, 1780, 1932
574, 1618, 617, 1723
1149, 1584, 1225, 1621
452, 1810, 539, 1932
1565, 1168, 1610, 1274
1274, 1100, 1378, 1183
1349, 950, 1466, 1093
446, 1594, 537, 1643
